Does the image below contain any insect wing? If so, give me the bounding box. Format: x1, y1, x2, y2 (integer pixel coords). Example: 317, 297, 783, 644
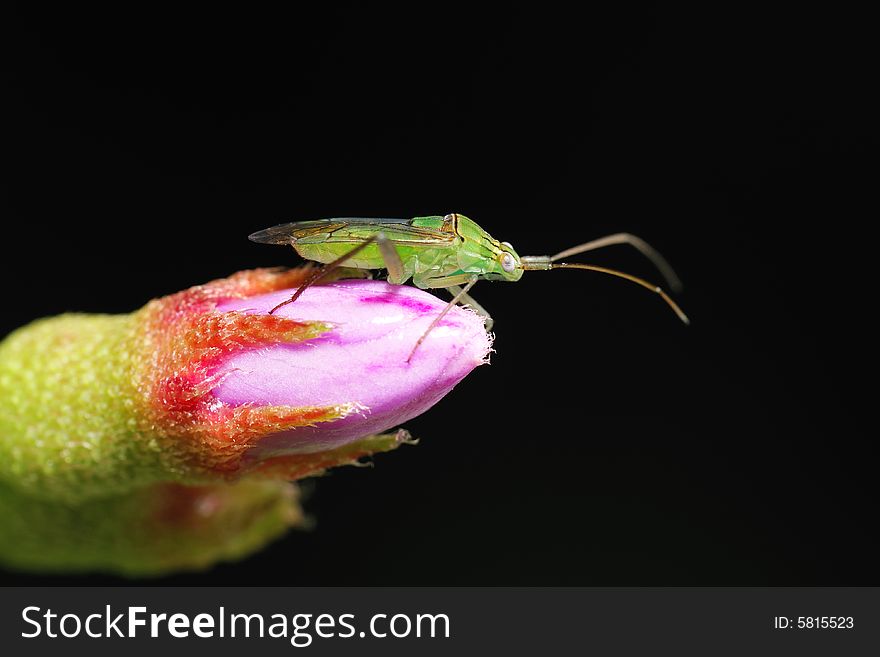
324, 219, 455, 246
248, 220, 349, 245
249, 218, 455, 246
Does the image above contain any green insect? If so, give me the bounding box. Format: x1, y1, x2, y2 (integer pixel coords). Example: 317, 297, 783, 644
249, 213, 689, 359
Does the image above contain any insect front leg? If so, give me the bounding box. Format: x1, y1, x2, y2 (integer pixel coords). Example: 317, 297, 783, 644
446, 284, 493, 331
406, 275, 480, 363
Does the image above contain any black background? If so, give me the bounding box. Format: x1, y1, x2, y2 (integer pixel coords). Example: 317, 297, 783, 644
2, 4, 876, 585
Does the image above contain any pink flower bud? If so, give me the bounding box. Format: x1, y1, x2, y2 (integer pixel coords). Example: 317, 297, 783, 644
135, 269, 491, 480
213, 279, 492, 462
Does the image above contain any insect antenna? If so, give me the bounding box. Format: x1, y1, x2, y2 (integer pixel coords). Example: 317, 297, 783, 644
543, 262, 690, 324
549, 233, 683, 292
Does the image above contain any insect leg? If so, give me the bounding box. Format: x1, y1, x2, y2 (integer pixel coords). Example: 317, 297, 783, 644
268, 235, 380, 314
550, 233, 683, 292
446, 285, 493, 331
375, 232, 408, 285
406, 276, 479, 363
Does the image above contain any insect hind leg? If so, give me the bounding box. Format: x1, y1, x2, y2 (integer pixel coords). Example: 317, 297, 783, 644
268, 235, 380, 314
268, 232, 409, 314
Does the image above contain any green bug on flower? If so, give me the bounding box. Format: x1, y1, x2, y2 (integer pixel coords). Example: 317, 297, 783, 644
249, 213, 689, 358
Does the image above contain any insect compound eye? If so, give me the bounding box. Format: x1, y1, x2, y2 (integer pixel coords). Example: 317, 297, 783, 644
500, 252, 516, 273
